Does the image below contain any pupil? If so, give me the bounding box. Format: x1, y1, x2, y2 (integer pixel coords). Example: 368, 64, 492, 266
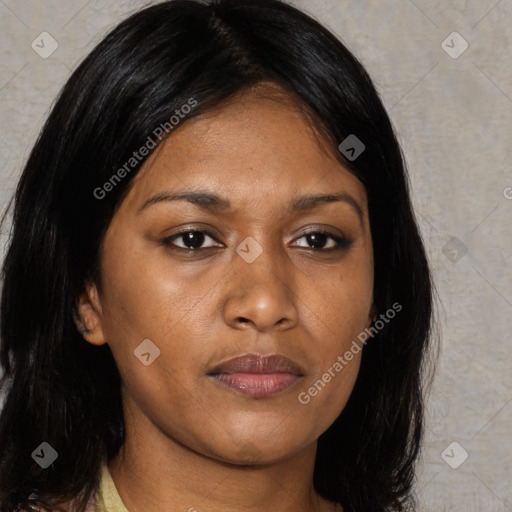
183, 231, 204, 249
308, 233, 327, 249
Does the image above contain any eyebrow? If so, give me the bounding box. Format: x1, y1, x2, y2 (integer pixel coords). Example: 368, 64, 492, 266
137, 190, 364, 226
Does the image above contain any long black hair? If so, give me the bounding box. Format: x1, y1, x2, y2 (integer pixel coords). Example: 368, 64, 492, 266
0, 1, 439, 511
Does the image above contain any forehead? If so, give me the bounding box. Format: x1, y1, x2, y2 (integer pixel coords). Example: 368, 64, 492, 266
123, 86, 368, 215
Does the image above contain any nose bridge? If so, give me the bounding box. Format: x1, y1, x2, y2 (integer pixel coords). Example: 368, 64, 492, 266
222, 230, 299, 328
235, 231, 285, 285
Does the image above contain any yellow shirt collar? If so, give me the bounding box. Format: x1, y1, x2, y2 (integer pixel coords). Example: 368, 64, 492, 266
95, 463, 130, 512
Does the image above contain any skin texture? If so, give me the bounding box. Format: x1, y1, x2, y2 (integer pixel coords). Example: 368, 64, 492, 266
76, 83, 376, 512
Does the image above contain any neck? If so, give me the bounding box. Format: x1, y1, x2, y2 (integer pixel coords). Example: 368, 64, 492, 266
108, 403, 340, 512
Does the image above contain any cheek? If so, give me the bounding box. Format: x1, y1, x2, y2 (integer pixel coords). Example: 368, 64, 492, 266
97, 259, 214, 449
118, 362, 220, 458
97, 250, 218, 401
295, 261, 372, 421
300, 353, 362, 420
307, 264, 373, 353
99, 231, 211, 342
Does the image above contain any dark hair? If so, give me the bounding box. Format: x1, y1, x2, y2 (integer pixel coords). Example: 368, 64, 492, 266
0, 0, 439, 511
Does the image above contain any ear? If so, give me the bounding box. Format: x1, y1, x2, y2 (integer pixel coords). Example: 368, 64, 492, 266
73, 282, 107, 346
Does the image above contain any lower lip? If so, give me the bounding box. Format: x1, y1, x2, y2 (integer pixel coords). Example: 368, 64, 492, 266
209, 372, 302, 398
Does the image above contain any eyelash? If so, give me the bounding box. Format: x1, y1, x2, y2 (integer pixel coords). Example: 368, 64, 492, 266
160, 228, 354, 253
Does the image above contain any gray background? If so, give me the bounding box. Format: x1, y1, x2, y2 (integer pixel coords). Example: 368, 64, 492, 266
0, 0, 511, 510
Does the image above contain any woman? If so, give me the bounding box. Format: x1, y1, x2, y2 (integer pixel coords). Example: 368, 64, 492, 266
0, 0, 438, 511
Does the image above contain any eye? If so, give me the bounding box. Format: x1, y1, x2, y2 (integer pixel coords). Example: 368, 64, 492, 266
160, 228, 354, 252
161, 229, 222, 251
292, 230, 354, 251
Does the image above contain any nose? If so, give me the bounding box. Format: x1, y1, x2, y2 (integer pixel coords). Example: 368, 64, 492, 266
222, 238, 299, 332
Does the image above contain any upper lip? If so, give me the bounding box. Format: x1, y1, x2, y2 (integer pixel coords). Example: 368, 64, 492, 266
208, 353, 305, 375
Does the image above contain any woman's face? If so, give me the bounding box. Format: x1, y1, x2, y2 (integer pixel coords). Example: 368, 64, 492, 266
80, 86, 375, 465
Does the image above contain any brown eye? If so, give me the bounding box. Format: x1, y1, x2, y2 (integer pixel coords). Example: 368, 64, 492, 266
161, 229, 221, 250
293, 230, 354, 251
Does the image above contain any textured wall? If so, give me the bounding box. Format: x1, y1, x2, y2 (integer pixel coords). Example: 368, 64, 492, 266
0, 1, 511, 510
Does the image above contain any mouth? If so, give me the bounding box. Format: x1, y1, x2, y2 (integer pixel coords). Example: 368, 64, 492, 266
207, 353, 305, 399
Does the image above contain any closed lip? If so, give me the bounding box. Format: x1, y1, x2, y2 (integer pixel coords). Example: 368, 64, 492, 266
207, 353, 305, 376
